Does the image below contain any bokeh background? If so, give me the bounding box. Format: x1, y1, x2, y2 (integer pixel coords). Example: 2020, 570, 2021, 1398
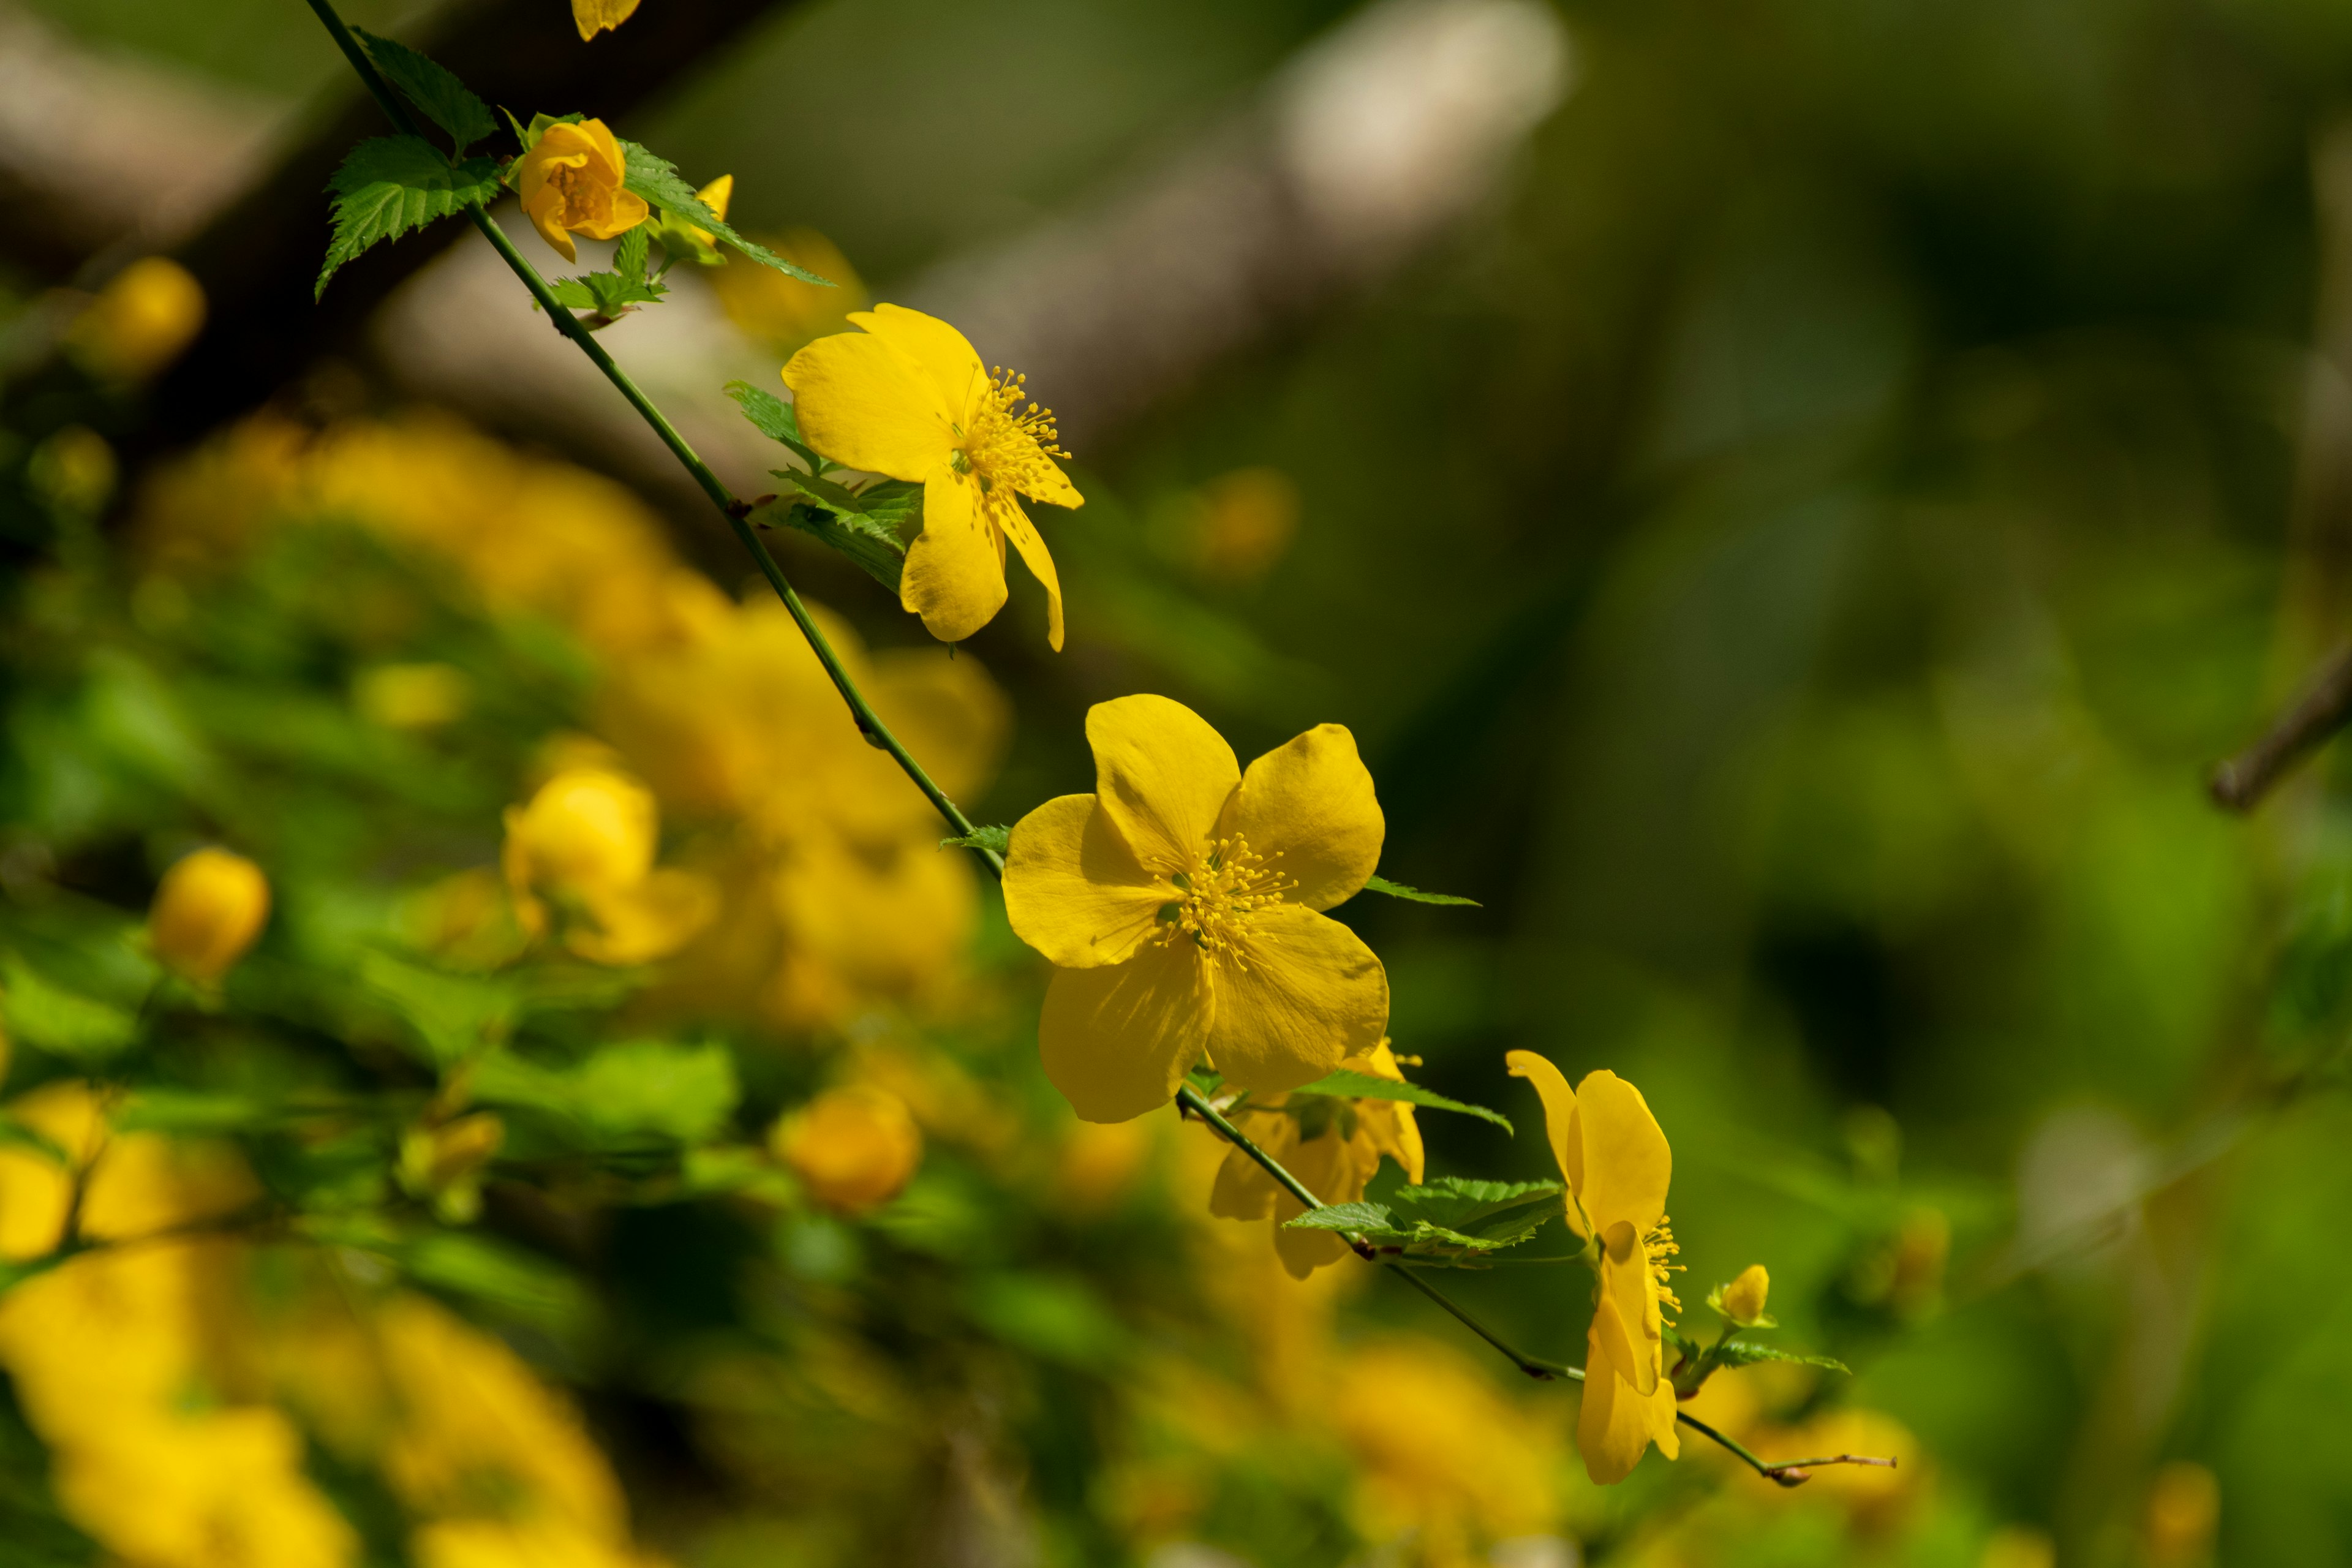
2, 0, 2349, 1564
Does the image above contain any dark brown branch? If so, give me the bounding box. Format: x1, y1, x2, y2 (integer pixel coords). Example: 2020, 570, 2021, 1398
2209, 644, 2352, 812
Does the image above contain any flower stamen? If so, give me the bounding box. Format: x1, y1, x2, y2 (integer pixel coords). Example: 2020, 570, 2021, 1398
1150, 832, 1296, 970
1647, 1218, 1685, 1319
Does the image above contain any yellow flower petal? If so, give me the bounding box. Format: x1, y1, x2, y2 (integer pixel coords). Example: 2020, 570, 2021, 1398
1570, 1069, 1670, 1237
851, 304, 988, 420
1272, 1130, 1366, 1278
1599, 1225, 1663, 1394
572, 0, 641, 39
1003, 793, 1167, 968
901, 468, 1008, 643
1504, 1049, 1586, 1238
1085, 695, 1239, 873
1207, 1107, 1295, 1220
1221, 723, 1382, 911
1014, 444, 1084, 510
566, 867, 715, 966
1205, 902, 1385, 1093
1575, 1324, 1680, 1485
1039, 942, 1213, 1122
993, 497, 1065, 652
782, 332, 956, 482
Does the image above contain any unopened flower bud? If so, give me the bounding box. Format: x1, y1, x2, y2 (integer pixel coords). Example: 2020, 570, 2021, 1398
149, 848, 270, 983
1711, 1263, 1773, 1327
772, 1086, 922, 1213
69, 257, 206, 381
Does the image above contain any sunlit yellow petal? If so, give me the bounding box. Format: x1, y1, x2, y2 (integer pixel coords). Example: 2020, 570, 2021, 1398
1272, 1131, 1364, 1278
1576, 1326, 1679, 1486
782, 332, 955, 481
572, 0, 641, 39
1570, 1069, 1670, 1236
1504, 1049, 1585, 1237
1223, 723, 1382, 911
1204, 902, 1385, 1093
1085, 695, 1239, 873
1013, 443, 1084, 510
1003, 794, 1167, 968
901, 468, 1008, 643
1039, 943, 1213, 1123
851, 304, 988, 424
1599, 1226, 1662, 1394
993, 497, 1065, 652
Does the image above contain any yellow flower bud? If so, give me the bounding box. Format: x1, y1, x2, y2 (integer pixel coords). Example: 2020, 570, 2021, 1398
502, 768, 658, 911
772, 1086, 922, 1213
67, 256, 206, 381
148, 848, 270, 983
514, 119, 650, 263
1711, 1263, 1773, 1327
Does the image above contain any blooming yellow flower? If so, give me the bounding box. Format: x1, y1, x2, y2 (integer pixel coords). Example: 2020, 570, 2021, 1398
149, 846, 270, 982
516, 119, 649, 263
502, 767, 714, 965
573, 0, 641, 40
1209, 1039, 1423, 1278
783, 304, 1081, 649
1506, 1050, 1682, 1483
1004, 695, 1389, 1121
772, 1085, 924, 1212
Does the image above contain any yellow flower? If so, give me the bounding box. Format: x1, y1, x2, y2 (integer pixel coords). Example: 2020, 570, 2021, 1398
149, 846, 271, 982
772, 1085, 923, 1213
572, 0, 641, 40
1506, 1050, 1682, 1484
782, 304, 1082, 649
1209, 1040, 1424, 1278
516, 119, 649, 263
1004, 695, 1390, 1122
711, 227, 865, 349
68, 255, 206, 381
501, 767, 714, 965
1710, 1262, 1773, 1327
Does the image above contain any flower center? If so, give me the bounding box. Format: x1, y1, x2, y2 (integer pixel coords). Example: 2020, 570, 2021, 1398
956, 366, 1070, 499
1153, 832, 1295, 968
1646, 1218, 1684, 1319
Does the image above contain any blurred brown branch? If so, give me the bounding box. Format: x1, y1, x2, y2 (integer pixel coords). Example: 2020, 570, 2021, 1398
2209, 643, 2352, 812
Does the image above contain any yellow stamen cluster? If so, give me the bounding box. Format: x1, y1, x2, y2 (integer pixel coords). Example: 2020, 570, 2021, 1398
1648, 1218, 1684, 1318
1154, 832, 1296, 968
959, 366, 1071, 500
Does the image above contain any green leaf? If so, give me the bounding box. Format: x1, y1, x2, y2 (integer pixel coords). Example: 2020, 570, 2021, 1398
1714, 1340, 1852, 1375
1289, 1067, 1512, 1133
620, 140, 833, 282
395, 1230, 595, 1340
1362, 874, 1480, 907
353, 29, 496, 155
723, 380, 832, 473
1185, 1066, 1226, 1095
1, 955, 137, 1061
116, 1090, 276, 1136
961, 1271, 1128, 1370
1284, 1176, 1562, 1262
941, 824, 1011, 857
318, 136, 501, 298
356, 951, 516, 1066
750, 484, 908, 593
473, 1039, 739, 1147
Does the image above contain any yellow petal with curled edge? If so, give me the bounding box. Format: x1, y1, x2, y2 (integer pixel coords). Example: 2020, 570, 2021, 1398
782, 329, 956, 483
1203, 902, 1385, 1093
853, 304, 988, 426
1039, 942, 1213, 1123
1570, 1069, 1670, 1237
1085, 695, 1239, 873
1221, 722, 1382, 911
1345, 1039, 1423, 1182
900, 467, 1008, 643
1003, 793, 1167, 970
1599, 1222, 1663, 1395
1504, 1049, 1586, 1238
1578, 1287, 1682, 1484
993, 496, 1065, 651
573, 0, 641, 39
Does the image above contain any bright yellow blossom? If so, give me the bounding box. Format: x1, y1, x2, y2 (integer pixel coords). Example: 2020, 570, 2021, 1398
502, 767, 714, 965
773, 1085, 924, 1212
1506, 1050, 1682, 1483
149, 846, 270, 982
516, 119, 649, 263
1004, 695, 1389, 1121
572, 0, 642, 39
783, 304, 1081, 649
1711, 1262, 1773, 1327
1210, 1040, 1424, 1278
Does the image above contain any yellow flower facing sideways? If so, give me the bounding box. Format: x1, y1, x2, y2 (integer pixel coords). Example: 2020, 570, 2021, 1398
149, 847, 271, 983
502, 767, 714, 965
1004, 695, 1390, 1121
1210, 1039, 1424, 1278
783, 304, 1081, 649
1506, 1050, 1683, 1484
515, 119, 649, 263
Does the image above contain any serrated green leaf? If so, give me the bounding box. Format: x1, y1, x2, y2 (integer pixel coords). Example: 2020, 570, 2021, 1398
1285, 1177, 1562, 1262
318, 137, 500, 298
1289, 1067, 1512, 1133
941, 824, 1011, 856
723, 380, 832, 473
1363, 874, 1480, 907
752, 486, 908, 592
1714, 1340, 1852, 1374
1, 954, 138, 1061
353, 29, 495, 154
620, 140, 832, 282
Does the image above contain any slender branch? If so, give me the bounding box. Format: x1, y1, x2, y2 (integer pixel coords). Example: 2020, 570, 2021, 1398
1672, 1409, 1898, 1488
2210, 643, 2352, 812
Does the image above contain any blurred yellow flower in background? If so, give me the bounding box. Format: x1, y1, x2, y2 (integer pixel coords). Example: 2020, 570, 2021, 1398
571, 0, 641, 39
148, 846, 270, 983
515, 119, 649, 263
711, 227, 864, 350
67, 255, 206, 382
503, 767, 715, 965
2144, 1460, 2220, 1568
784, 304, 1080, 649
774, 1085, 924, 1212
1507, 1050, 1682, 1483
1003, 695, 1389, 1122
1209, 1039, 1424, 1277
